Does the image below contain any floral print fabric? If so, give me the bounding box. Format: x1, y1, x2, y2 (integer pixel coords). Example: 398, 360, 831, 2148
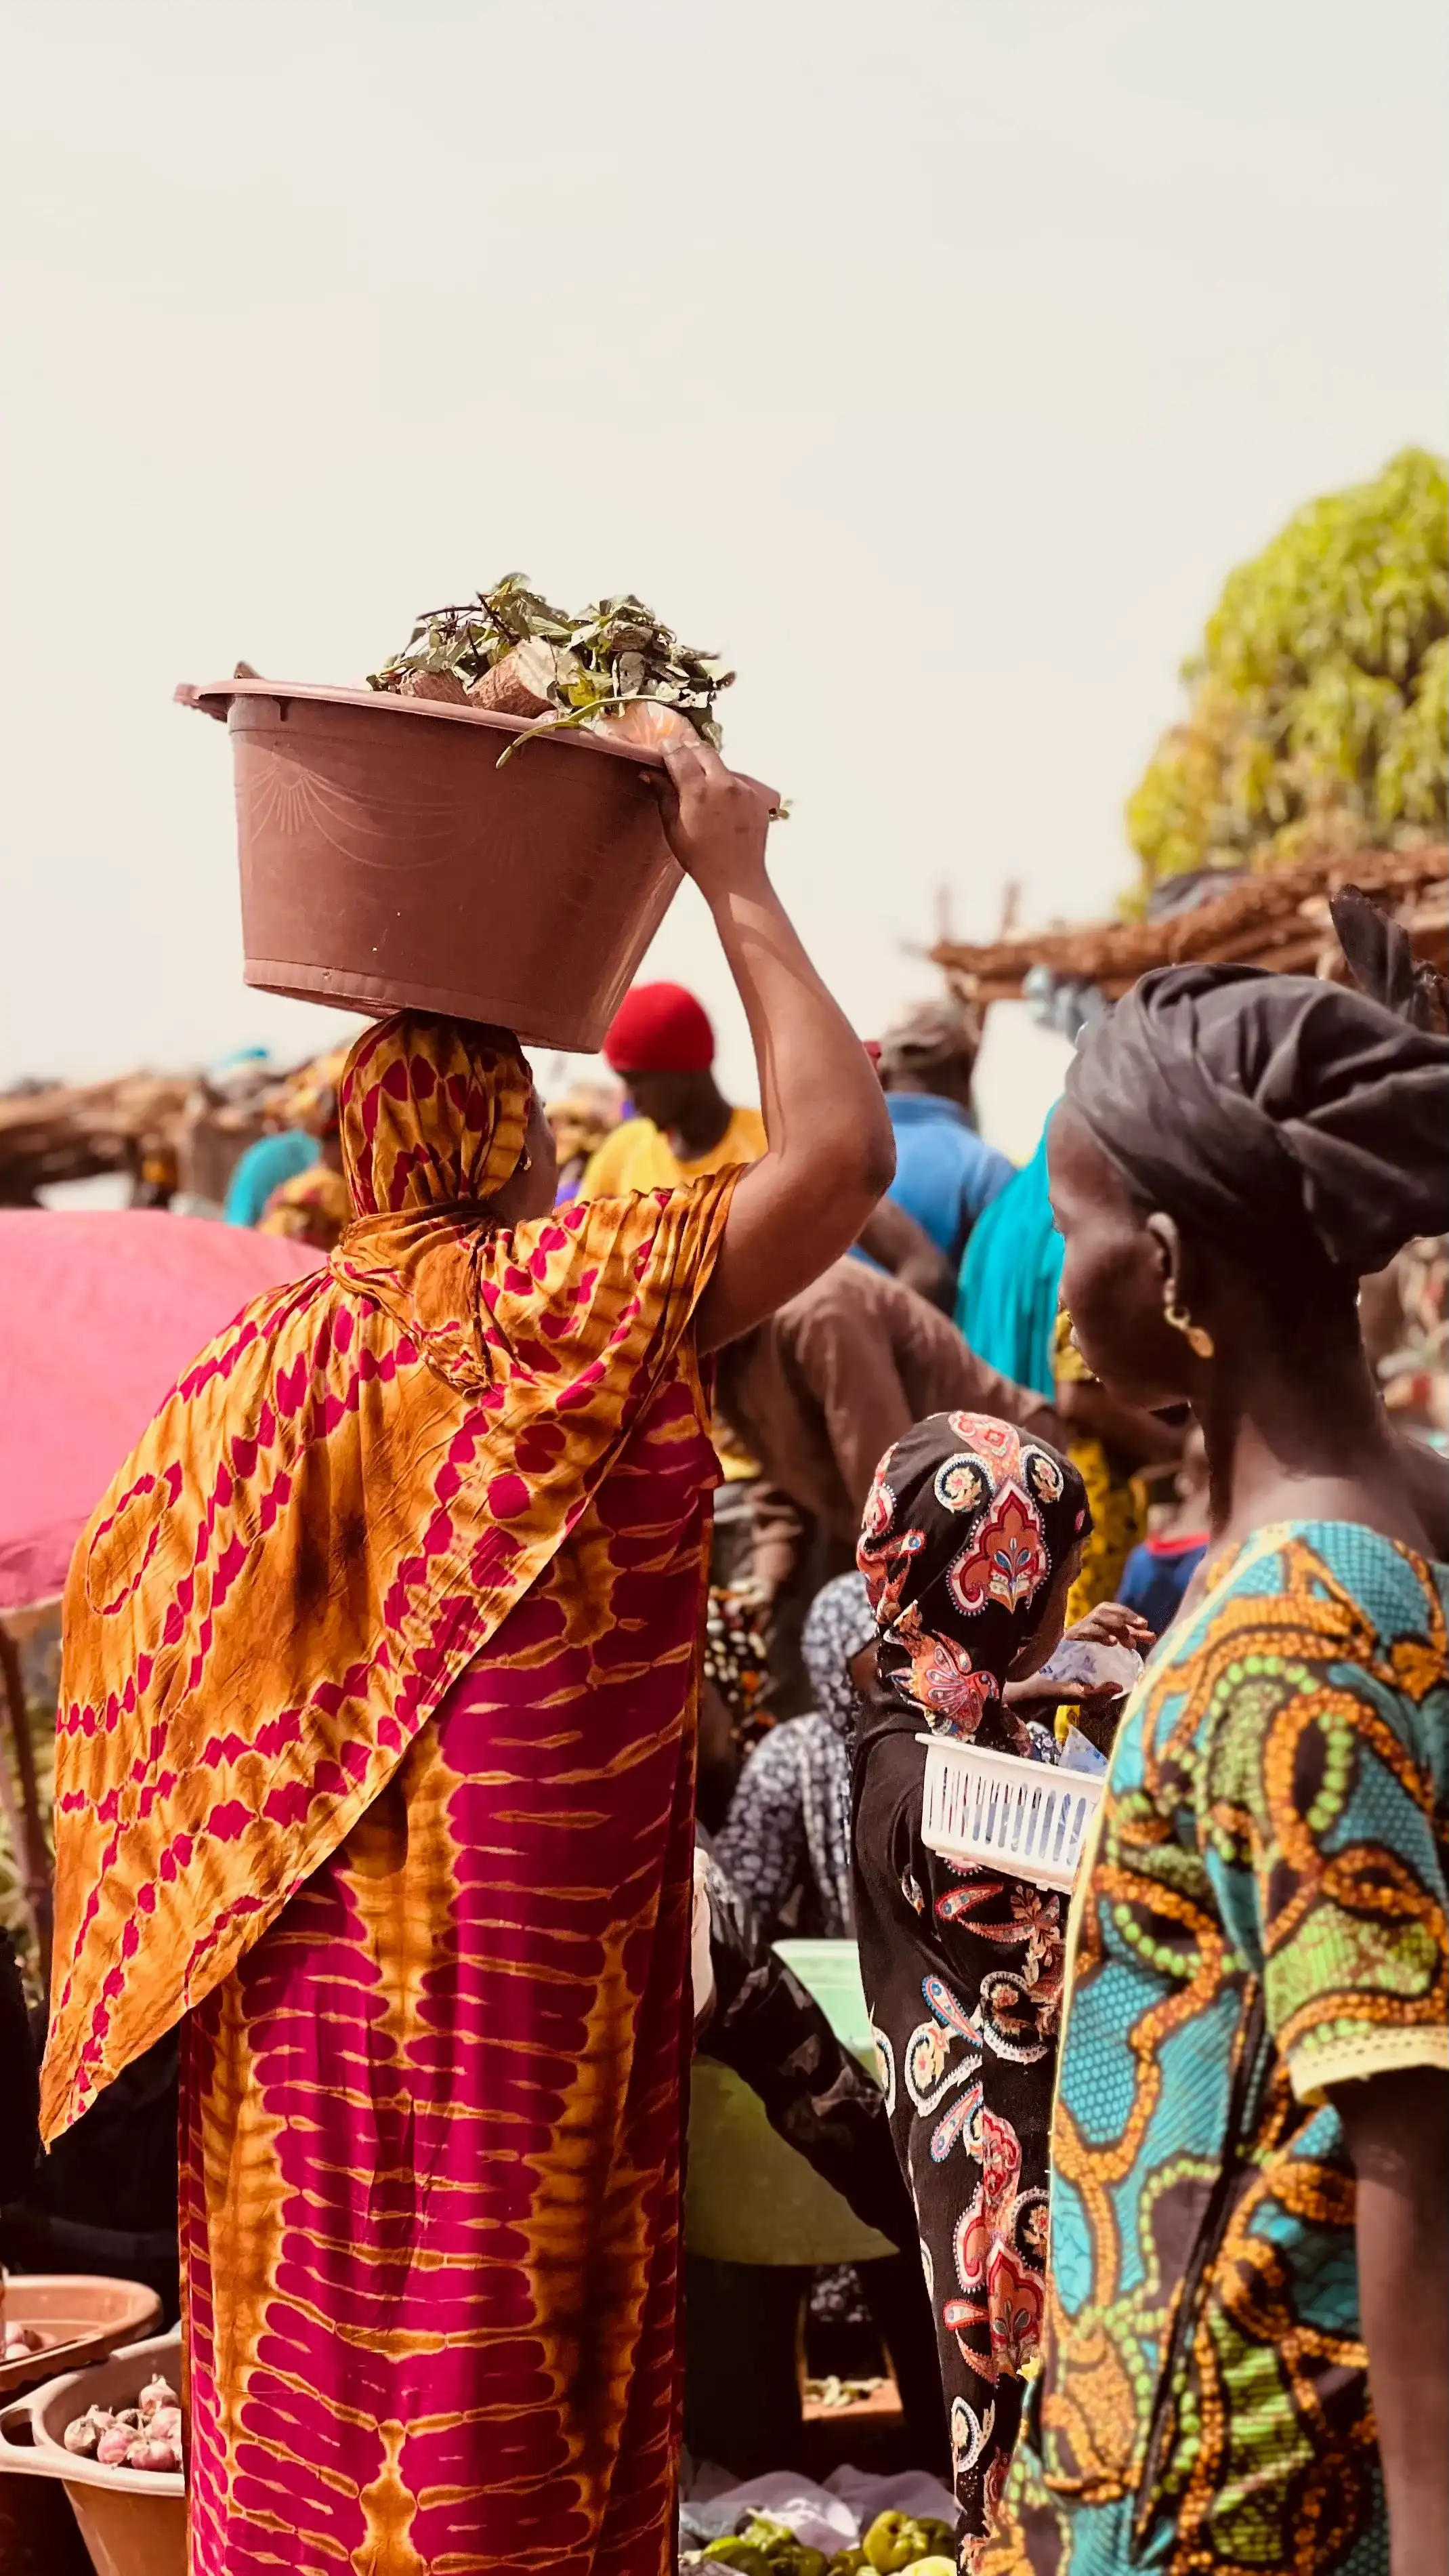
803, 1571, 879, 1740
856, 1410, 1089, 1752
713, 1716, 854, 1937
854, 1743, 1065, 2568
714, 1574, 875, 1936
850, 1414, 1089, 2567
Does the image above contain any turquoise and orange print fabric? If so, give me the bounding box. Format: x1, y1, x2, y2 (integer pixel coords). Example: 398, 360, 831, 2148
986, 1519, 1449, 2574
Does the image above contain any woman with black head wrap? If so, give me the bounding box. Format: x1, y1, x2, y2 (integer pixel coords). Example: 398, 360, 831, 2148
984, 898, 1449, 2576
848, 1411, 1141, 2564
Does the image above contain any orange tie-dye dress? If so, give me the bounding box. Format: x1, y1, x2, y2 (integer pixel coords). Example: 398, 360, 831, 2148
43, 1015, 740, 2576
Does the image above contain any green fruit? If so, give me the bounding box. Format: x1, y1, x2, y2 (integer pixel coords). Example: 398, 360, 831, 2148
863, 2512, 920, 2573
702, 2545, 772, 2576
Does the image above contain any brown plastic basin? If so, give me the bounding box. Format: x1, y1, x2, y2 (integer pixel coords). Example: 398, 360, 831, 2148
0, 2329, 184, 2576
0, 2279, 163, 2399
177, 677, 701, 1051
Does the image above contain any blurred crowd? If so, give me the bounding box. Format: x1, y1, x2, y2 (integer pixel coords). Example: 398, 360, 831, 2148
4, 951, 1448, 2537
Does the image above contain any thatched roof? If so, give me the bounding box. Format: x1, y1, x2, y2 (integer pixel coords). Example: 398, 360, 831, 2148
0, 1074, 196, 1202
0, 1042, 349, 1207
934, 843, 1448, 1004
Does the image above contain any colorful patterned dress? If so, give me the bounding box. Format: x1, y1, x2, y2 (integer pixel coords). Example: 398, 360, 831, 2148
850, 1413, 1091, 2569
43, 1015, 740, 2576
984, 1520, 1449, 2575
182, 1360, 717, 2575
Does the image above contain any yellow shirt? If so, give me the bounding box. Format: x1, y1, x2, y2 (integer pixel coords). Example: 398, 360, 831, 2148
581, 1106, 768, 1199
581, 1106, 768, 1480
1053, 1305, 1148, 1621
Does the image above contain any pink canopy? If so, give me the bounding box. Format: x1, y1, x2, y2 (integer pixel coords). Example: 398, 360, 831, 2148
0, 1210, 321, 1616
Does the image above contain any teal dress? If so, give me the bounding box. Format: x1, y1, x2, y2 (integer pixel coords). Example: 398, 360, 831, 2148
956, 1127, 1063, 1400
223, 1130, 319, 1226
993, 1521, 1449, 2575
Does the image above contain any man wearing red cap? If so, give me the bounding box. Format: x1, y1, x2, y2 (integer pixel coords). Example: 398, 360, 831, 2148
582, 980, 768, 1197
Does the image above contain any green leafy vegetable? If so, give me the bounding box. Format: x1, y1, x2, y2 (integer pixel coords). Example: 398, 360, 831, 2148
369, 574, 734, 751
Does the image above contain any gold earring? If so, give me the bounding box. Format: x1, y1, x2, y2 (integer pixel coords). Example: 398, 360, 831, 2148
1164, 1300, 1215, 1360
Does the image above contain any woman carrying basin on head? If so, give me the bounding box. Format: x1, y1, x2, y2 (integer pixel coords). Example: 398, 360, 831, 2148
41, 736, 896, 2576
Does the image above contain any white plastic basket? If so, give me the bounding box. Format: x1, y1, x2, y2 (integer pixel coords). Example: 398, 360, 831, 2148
918, 1734, 1106, 1892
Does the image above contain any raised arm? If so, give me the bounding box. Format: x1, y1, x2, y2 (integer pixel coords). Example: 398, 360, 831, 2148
653, 738, 895, 1354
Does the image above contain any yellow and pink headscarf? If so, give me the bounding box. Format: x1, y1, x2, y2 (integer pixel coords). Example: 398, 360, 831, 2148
43, 1012, 736, 2143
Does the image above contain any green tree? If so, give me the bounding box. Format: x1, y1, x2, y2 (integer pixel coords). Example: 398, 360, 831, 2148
1127, 447, 1447, 897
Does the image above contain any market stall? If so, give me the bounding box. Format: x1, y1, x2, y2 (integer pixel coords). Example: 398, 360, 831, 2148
931, 841, 1447, 1008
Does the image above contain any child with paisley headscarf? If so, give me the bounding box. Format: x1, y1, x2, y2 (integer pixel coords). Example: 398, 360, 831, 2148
849, 1411, 1147, 2569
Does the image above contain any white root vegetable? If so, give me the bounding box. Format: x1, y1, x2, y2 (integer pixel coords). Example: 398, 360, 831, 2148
398, 668, 468, 704
465, 639, 562, 719
64, 2407, 116, 2456
65, 2373, 182, 2470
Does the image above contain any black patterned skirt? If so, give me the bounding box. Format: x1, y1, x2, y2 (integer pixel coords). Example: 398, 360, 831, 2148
852, 1728, 1064, 2571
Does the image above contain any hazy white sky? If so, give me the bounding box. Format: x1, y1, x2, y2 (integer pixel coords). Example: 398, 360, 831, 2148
2, 0, 1445, 1157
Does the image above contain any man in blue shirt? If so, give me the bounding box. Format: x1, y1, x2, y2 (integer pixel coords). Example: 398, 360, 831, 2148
876, 998, 1014, 1277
